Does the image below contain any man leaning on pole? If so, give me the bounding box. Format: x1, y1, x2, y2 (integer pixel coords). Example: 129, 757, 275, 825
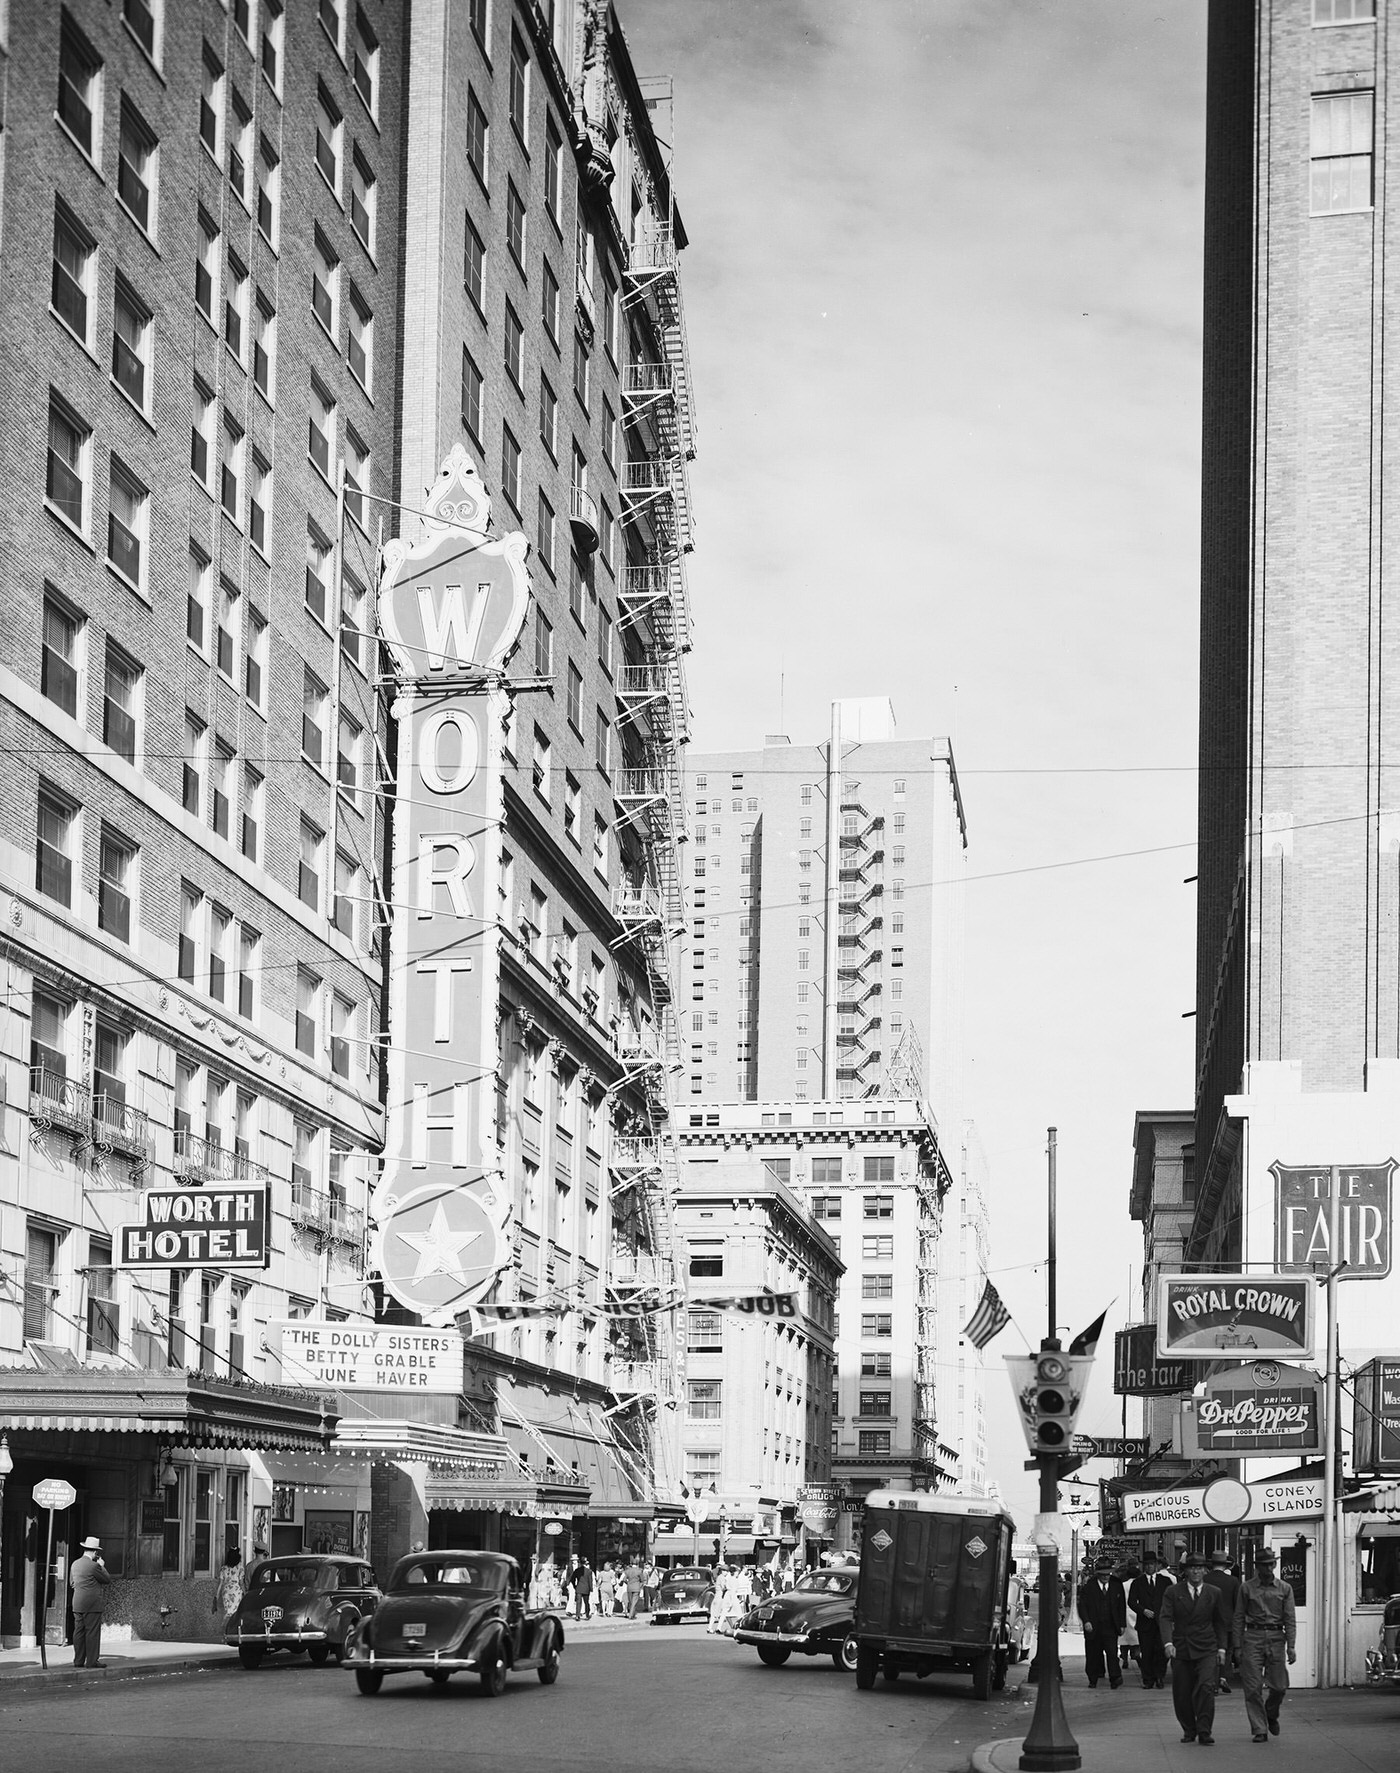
1233, 1546, 1297, 1744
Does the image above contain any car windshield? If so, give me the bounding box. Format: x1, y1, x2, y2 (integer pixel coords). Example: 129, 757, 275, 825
390, 1555, 510, 1595
793, 1571, 855, 1595
253, 1562, 337, 1592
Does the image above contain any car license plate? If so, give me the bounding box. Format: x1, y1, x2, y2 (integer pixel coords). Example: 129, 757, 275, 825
262, 1607, 283, 1624
403, 1623, 427, 1638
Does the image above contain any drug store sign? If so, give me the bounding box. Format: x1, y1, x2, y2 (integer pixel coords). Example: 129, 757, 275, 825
371, 445, 527, 1323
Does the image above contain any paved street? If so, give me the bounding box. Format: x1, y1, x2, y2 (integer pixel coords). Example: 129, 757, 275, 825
0, 1625, 1022, 1773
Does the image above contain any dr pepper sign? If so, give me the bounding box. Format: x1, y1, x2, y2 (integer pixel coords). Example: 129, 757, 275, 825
370, 445, 528, 1323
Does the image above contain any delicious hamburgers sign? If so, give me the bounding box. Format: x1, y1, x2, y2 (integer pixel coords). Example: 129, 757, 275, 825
1155, 1274, 1314, 1357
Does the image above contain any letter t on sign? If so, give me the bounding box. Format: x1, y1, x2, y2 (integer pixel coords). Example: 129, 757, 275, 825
417, 956, 474, 1042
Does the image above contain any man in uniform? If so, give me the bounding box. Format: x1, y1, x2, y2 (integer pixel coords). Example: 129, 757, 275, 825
1204, 1549, 1242, 1693
69, 1534, 112, 1669
1128, 1550, 1172, 1688
1233, 1546, 1296, 1743
1161, 1549, 1232, 1745
1077, 1555, 1127, 1688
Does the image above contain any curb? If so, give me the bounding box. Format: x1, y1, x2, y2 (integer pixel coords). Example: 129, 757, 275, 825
0, 1653, 238, 1698
969, 1740, 1020, 1773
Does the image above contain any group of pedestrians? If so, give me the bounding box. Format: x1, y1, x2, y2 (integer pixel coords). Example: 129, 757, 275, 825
531, 1555, 656, 1619
706, 1559, 798, 1635
1075, 1546, 1297, 1746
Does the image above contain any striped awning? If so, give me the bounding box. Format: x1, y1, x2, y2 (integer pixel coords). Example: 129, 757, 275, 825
0, 1367, 339, 1453
1343, 1484, 1400, 1514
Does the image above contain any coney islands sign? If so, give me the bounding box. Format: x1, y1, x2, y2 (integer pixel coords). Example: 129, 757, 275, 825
371, 446, 527, 1324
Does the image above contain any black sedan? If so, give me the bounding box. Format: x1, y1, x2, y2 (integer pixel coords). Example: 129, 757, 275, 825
734, 1569, 859, 1670
649, 1565, 716, 1625
225, 1555, 381, 1668
342, 1551, 563, 1696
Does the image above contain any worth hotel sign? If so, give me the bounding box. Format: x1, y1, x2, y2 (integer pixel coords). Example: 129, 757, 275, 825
371, 445, 529, 1323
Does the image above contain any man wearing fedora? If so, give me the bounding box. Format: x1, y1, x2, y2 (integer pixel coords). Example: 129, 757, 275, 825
1233, 1546, 1297, 1743
1077, 1555, 1127, 1688
1161, 1549, 1232, 1745
69, 1534, 112, 1668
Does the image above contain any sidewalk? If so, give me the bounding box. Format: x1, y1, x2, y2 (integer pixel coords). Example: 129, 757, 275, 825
0, 1638, 239, 1695
972, 1655, 1400, 1772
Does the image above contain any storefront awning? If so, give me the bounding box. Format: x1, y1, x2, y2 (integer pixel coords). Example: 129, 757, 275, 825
0, 1367, 339, 1453
1343, 1483, 1400, 1514
332, 1415, 509, 1474
493, 1376, 650, 1511
426, 1474, 590, 1516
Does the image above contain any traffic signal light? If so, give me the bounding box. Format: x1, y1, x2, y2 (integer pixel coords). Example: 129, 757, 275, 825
1005, 1348, 1093, 1456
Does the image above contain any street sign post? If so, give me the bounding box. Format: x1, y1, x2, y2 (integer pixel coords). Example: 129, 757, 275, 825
31, 1478, 77, 1670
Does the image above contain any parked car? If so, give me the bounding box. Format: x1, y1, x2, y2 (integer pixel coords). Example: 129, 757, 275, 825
341, 1551, 563, 1696
224, 1555, 381, 1669
734, 1568, 859, 1670
650, 1565, 717, 1625
1364, 1594, 1400, 1687
852, 1491, 1018, 1698
1005, 1570, 1031, 1664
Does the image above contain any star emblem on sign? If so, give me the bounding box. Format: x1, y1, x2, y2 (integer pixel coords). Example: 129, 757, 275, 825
373, 1185, 503, 1323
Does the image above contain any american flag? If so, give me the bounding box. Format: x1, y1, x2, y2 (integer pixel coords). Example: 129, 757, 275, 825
962, 1280, 1011, 1350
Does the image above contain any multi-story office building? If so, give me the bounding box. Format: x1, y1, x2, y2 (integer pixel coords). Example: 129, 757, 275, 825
393, 0, 696, 1571
0, 0, 696, 1637
1189, 0, 1400, 1681
678, 698, 986, 1509
1126, 1109, 1197, 1480
650, 1154, 840, 1562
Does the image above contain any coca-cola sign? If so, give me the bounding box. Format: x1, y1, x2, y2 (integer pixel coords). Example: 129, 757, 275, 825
1177, 1360, 1322, 1457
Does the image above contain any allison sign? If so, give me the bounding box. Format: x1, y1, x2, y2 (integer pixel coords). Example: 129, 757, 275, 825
371, 446, 525, 1323
1156, 1274, 1314, 1357
1272, 1162, 1393, 1279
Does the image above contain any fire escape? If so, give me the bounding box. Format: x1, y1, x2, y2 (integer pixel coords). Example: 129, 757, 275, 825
834, 793, 885, 1095
604, 214, 699, 1442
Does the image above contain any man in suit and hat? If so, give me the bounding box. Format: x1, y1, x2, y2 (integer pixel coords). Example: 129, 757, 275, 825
1128, 1549, 1172, 1689
1233, 1546, 1296, 1743
1077, 1555, 1127, 1688
69, 1535, 112, 1668
1161, 1549, 1232, 1745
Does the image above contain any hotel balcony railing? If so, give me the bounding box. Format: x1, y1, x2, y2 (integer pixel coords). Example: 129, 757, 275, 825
570, 484, 600, 553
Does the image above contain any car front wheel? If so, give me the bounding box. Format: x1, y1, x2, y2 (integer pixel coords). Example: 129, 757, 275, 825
355, 1670, 383, 1696
833, 1635, 859, 1672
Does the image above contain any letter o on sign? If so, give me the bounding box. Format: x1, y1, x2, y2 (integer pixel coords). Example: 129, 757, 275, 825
418, 707, 480, 795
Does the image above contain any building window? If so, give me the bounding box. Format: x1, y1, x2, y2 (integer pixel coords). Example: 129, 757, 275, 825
47, 397, 89, 531
315, 83, 342, 193
97, 827, 135, 941
466, 87, 489, 187
1311, 91, 1374, 214
305, 526, 331, 624
330, 995, 352, 1077
595, 709, 611, 775
337, 714, 362, 794
219, 419, 244, 522
500, 425, 522, 512
210, 737, 235, 839
224, 254, 248, 361
244, 610, 267, 708
536, 490, 556, 576
110, 279, 151, 410
296, 969, 320, 1057
533, 606, 553, 678
309, 379, 335, 480
334, 851, 358, 940
36, 785, 76, 907
859, 1391, 892, 1417
861, 1313, 892, 1339
685, 1450, 721, 1491
541, 261, 560, 344
563, 774, 580, 844
863, 1234, 894, 1260
688, 1243, 723, 1279
353, 9, 379, 115
208, 903, 231, 1000
58, 15, 102, 158
41, 592, 83, 720
199, 44, 223, 157
118, 98, 157, 234
195, 211, 219, 321
24, 1223, 60, 1343
573, 330, 590, 409
462, 346, 484, 441
344, 432, 369, 531
858, 1431, 892, 1457
51, 203, 94, 343
257, 135, 280, 245
593, 813, 608, 878
566, 662, 582, 732
182, 712, 206, 814
107, 460, 148, 587
688, 1309, 723, 1353
509, 29, 529, 138
506, 179, 527, 271
302, 671, 328, 767
465, 217, 486, 313
102, 641, 140, 763
241, 766, 263, 864
261, 1, 284, 89
864, 1155, 895, 1184
228, 88, 252, 200
812, 1194, 841, 1219
545, 115, 563, 223
312, 230, 339, 337
687, 1379, 722, 1421
344, 282, 373, 391
531, 726, 551, 801
861, 1273, 893, 1299
504, 300, 524, 387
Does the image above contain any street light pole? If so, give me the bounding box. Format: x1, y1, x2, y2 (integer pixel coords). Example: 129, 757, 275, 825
1020, 1129, 1081, 1773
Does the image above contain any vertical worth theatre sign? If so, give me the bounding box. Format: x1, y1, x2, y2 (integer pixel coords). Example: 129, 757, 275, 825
371, 445, 529, 1322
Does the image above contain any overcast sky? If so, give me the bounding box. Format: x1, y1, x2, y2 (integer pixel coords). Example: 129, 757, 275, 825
622, 0, 1209, 1524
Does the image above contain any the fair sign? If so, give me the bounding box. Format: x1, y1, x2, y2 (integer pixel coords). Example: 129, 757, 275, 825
273, 1321, 461, 1392
371, 446, 527, 1323
1155, 1274, 1314, 1357
1122, 1474, 1324, 1532
1272, 1162, 1393, 1279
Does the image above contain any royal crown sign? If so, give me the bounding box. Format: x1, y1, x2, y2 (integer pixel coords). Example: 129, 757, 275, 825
1155, 1274, 1314, 1357
371, 446, 527, 1323
1272, 1162, 1393, 1279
